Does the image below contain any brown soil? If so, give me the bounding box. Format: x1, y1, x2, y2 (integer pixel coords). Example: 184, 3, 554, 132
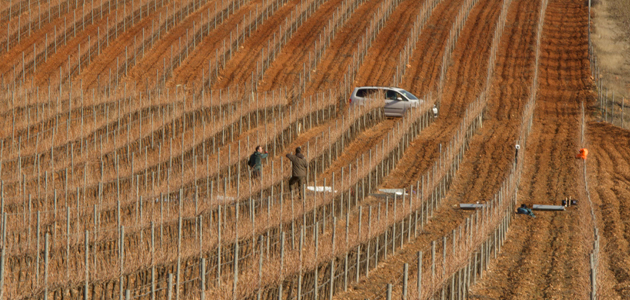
583, 121, 630, 298
302, 0, 386, 94
351, 0, 427, 87
469, 0, 594, 298
0, 6, 81, 76
126, 0, 254, 90
382, 0, 502, 190
208, 0, 300, 89
78, 3, 173, 89
2, 0, 625, 296
255, 0, 351, 92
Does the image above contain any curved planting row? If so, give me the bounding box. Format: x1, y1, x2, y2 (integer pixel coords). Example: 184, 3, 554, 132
9, 93, 386, 298
368, 0, 549, 297
12, 0, 172, 85
154, 0, 286, 90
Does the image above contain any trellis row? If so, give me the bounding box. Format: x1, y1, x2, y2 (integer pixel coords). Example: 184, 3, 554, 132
377, 0, 550, 297
247, 93, 480, 300
165, 0, 287, 90
1, 90, 367, 270
249, 0, 330, 91
339, 0, 402, 98
2, 0, 132, 55
290, 0, 366, 98
0, 86, 287, 199
585, 0, 603, 298
436, 0, 480, 101
12, 0, 173, 84
11, 95, 410, 298
391, 0, 441, 87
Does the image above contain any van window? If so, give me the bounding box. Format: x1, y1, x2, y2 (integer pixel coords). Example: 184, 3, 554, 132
356, 89, 379, 98
399, 89, 418, 100
386, 90, 405, 101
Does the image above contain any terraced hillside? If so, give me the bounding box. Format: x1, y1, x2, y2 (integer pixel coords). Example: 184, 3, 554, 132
0, 0, 618, 298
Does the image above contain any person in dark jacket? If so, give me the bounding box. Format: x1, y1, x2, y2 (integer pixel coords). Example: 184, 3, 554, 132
249, 146, 268, 179
286, 147, 308, 198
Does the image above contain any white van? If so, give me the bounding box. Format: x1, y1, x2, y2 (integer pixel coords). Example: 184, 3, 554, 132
349, 87, 423, 117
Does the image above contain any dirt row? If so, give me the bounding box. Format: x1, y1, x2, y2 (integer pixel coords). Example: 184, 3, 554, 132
351, 0, 427, 87
77, 1, 177, 89
206, 0, 303, 90
126, 0, 254, 90
468, 0, 593, 298
300, 0, 385, 94
583, 122, 630, 299
330, 0, 530, 296
256, 0, 353, 92
0, 2, 94, 75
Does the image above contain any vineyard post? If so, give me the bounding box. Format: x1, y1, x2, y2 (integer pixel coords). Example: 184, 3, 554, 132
403, 263, 409, 300
281, 232, 285, 275
0, 221, 4, 299
168, 274, 174, 300
431, 241, 435, 284
152, 222, 156, 300
218, 206, 222, 286
66, 209, 70, 280
314, 222, 320, 300
176, 217, 182, 300
200, 258, 206, 300
120, 226, 125, 300
473, 252, 478, 284
233, 201, 239, 300
44, 233, 49, 300
417, 251, 422, 298
258, 235, 263, 300
494, 229, 498, 259
85, 230, 89, 300
298, 227, 304, 300
36, 211, 41, 285
612, 91, 615, 125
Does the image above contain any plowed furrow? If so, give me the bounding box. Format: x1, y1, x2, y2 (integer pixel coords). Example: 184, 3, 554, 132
382, 0, 501, 190
586, 122, 630, 298
257, 0, 351, 92
207, 0, 299, 89
127, 1, 253, 89
304, 0, 386, 93
78, 3, 175, 89
353, 0, 426, 86
468, 0, 592, 298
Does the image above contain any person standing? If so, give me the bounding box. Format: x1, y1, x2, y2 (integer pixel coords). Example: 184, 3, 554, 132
286, 147, 308, 198
248, 146, 268, 179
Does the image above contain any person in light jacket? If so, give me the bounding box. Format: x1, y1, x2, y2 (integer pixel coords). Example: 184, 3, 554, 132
286, 147, 308, 198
